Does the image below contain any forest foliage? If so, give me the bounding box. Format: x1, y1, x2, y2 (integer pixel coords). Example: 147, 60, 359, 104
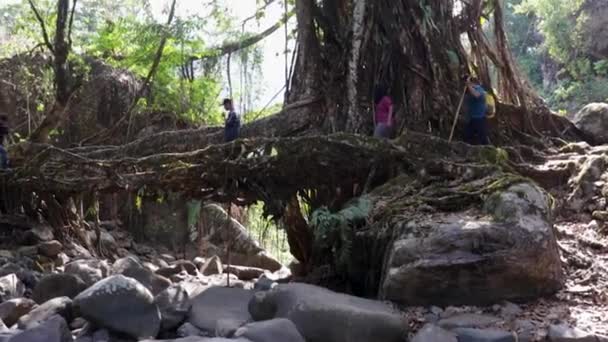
509, 0, 608, 112
0, 0, 291, 125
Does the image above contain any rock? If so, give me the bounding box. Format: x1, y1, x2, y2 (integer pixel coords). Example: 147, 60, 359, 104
64, 259, 111, 287
548, 323, 598, 342
438, 314, 502, 329
224, 266, 265, 281
159, 254, 176, 263
193, 257, 205, 269
0, 265, 21, 279
38, 240, 63, 258
453, 328, 516, 342
200, 256, 223, 276
70, 317, 88, 330
0, 298, 36, 326
381, 182, 564, 306
0, 251, 13, 259
16, 246, 37, 258
188, 287, 252, 335
234, 318, 305, 342
10, 315, 72, 342
573, 103, 608, 145
113, 257, 171, 295
0, 274, 25, 302
20, 225, 54, 245
155, 284, 190, 331
63, 242, 92, 259
176, 322, 203, 337
0, 319, 5, 331
156, 261, 197, 279
17, 297, 72, 330
32, 274, 87, 304
500, 302, 523, 319
253, 276, 276, 292
73, 275, 160, 340
411, 324, 457, 342
143, 262, 160, 273
249, 283, 406, 342
54, 253, 70, 267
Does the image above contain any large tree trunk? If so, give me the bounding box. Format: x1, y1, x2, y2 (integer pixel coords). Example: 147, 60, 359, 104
288, 0, 549, 138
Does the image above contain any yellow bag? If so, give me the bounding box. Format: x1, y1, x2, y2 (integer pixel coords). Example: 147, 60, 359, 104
486, 92, 496, 119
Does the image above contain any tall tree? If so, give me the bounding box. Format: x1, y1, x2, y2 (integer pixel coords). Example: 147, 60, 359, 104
28, 0, 77, 143
287, 0, 542, 136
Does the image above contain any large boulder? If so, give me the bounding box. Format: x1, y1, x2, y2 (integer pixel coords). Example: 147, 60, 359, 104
248, 283, 406, 342
188, 287, 253, 336
64, 259, 111, 287
380, 182, 564, 306
17, 297, 73, 330
32, 274, 87, 304
113, 257, 171, 295
572, 103, 608, 145
10, 315, 72, 342
73, 275, 161, 340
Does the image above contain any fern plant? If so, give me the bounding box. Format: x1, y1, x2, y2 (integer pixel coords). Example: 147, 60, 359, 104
310, 196, 371, 275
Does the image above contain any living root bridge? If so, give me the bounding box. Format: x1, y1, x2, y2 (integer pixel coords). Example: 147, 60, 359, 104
2, 134, 413, 209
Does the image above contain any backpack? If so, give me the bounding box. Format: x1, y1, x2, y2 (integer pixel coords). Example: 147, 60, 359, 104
486, 92, 496, 119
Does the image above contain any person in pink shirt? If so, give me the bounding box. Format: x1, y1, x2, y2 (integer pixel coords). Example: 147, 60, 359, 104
373, 85, 394, 138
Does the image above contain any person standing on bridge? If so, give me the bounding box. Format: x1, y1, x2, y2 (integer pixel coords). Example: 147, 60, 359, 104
463, 76, 489, 145
223, 98, 240, 142
0, 115, 9, 169
373, 85, 394, 139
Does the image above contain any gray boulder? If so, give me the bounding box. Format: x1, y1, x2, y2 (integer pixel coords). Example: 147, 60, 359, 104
453, 328, 516, 342
249, 283, 406, 342
176, 322, 203, 337
17, 297, 72, 330
32, 274, 87, 304
73, 275, 161, 340
412, 324, 457, 342
548, 323, 600, 341
64, 259, 111, 287
37, 240, 63, 258
0, 298, 36, 326
0, 275, 25, 302
156, 261, 198, 279
155, 284, 191, 331
234, 319, 305, 342
10, 315, 72, 342
113, 257, 171, 295
573, 103, 608, 145
188, 287, 253, 336
381, 183, 564, 306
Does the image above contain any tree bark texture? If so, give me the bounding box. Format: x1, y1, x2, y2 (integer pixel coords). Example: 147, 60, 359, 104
287, 0, 551, 139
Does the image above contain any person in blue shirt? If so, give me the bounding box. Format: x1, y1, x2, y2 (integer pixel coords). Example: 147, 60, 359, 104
0, 115, 9, 169
222, 98, 240, 142
463, 76, 489, 145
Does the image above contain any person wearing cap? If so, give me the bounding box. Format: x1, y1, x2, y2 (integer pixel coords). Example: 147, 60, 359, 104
0, 115, 9, 169
222, 98, 240, 142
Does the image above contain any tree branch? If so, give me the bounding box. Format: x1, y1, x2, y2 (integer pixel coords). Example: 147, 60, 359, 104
191, 10, 295, 61
27, 0, 54, 53
125, 0, 178, 141
67, 0, 78, 48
